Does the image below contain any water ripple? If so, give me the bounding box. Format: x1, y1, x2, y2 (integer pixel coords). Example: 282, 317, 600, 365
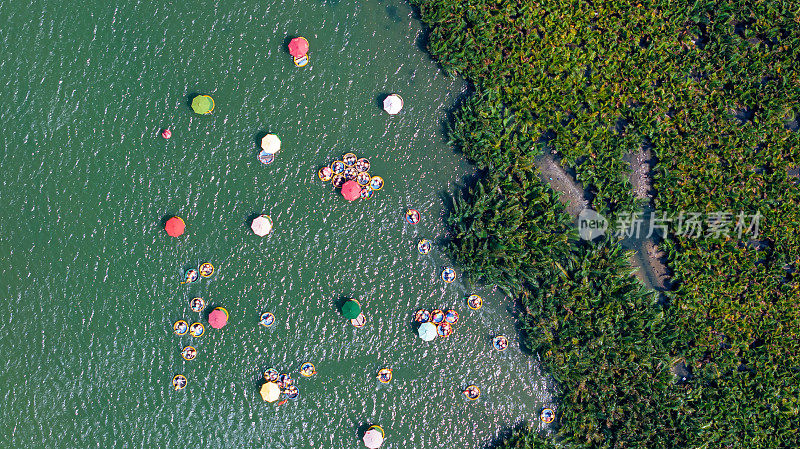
0, 0, 554, 447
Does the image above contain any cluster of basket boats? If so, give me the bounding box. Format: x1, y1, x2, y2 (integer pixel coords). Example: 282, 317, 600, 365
259, 362, 317, 402
167, 202, 508, 412
173, 319, 205, 338
173, 297, 211, 338
414, 307, 460, 337
318, 152, 384, 199
172, 298, 230, 369
263, 368, 301, 400
180, 262, 214, 285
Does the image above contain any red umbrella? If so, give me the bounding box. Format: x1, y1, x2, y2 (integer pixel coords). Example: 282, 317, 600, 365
341, 180, 361, 201
288, 37, 309, 58
209, 308, 228, 329
165, 216, 185, 237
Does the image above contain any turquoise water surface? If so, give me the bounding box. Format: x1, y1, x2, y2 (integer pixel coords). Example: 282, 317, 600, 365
0, 1, 553, 447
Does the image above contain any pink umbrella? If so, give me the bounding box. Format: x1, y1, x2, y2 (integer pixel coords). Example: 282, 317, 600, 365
288, 37, 309, 58
209, 308, 228, 329
341, 180, 361, 201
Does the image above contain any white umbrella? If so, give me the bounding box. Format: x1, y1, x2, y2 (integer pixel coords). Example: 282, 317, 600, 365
363, 428, 384, 448
251, 215, 273, 236
418, 322, 437, 341
383, 94, 403, 115
260, 382, 280, 402
260, 134, 281, 154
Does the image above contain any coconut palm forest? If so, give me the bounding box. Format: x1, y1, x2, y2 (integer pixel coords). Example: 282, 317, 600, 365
414, 0, 800, 447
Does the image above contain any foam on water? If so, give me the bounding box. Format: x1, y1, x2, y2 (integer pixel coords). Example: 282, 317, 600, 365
0, 0, 553, 447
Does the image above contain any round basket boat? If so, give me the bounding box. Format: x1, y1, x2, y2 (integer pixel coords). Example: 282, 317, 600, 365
467, 295, 483, 311
492, 335, 509, 351
293, 54, 309, 67
355, 158, 370, 172
257, 150, 275, 165
441, 267, 456, 283
370, 176, 384, 191
540, 408, 555, 423
343, 167, 358, 181
189, 322, 205, 338
259, 312, 275, 328
430, 309, 445, 324
356, 171, 371, 186
331, 161, 345, 174
182, 269, 199, 285
463, 385, 481, 401
278, 373, 293, 388
360, 186, 374, 199
318, 166, 334, 182
181, 346, 197, 361
190, 297, 206, 313
342, 153, 357, 166
437, 322, 453, 337
284, 384, 300, 400
417, 239, 431, 255
300, 362, 316, 377
199, 262, 214, 278
173, 320, 189, 336
405, 209, 420, 224
444, 310, 459, 325
377, 368, 393, 384
331, 174, 346, 188
414, 309, 430, 323
351, 312, 367, 328
264, 368, 279, 382
172, 374, 187, 390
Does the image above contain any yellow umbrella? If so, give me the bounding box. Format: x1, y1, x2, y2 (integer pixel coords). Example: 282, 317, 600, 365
260, 134, 281, 154
260, 382, 281, 402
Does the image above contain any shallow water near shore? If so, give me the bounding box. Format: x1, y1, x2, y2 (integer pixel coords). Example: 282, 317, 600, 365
0, 1, 553, 447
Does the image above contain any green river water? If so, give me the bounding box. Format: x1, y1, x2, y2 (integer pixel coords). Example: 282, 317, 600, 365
0, 1, 553, 447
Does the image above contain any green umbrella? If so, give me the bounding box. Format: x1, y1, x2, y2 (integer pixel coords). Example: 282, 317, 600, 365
191, 95, 214, 114
341, 300, 361, 320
